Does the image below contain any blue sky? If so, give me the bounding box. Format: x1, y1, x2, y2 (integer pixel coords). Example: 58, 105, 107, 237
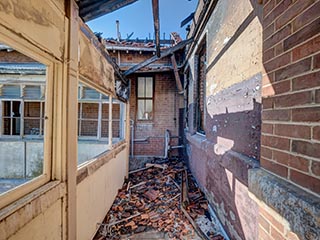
87, 0, 198, 40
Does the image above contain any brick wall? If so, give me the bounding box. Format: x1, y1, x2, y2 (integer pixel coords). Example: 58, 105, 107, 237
261, 0, 320, 195
0, 50, 36, 62
129, 72, 180, 157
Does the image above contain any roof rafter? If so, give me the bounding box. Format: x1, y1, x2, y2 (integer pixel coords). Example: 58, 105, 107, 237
123, 37, 194, 76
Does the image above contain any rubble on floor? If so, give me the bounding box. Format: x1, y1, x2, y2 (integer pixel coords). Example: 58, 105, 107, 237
94, 159, 225, 240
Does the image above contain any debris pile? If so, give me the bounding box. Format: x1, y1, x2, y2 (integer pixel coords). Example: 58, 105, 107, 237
94, 160, 225, 240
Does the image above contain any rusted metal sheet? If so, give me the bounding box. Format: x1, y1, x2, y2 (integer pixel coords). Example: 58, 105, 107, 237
0, 0, 65, 60
79, 22, 115, 95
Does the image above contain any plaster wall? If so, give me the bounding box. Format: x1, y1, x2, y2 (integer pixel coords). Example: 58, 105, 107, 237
77, 146, 128, 240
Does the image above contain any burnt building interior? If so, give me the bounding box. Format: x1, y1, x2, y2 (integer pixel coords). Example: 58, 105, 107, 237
0, 0, 319, 240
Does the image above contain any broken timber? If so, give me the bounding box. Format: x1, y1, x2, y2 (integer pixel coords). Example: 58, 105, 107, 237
171, 54, 184, 94
124, 37, 194, 76
152, 0, 161, 57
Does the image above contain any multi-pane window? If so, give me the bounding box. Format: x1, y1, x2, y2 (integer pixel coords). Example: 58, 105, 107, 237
137, 77, 153, 120
0, 42, 49, 199
77, 83, 126, 166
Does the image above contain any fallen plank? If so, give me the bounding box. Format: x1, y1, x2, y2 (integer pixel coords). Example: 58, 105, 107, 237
145, 163, 168, 170
181, 206, 210, 240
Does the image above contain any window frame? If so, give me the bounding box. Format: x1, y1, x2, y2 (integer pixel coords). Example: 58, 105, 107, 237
0, 38, 53, 210
195, 38, 207, 135
136, 76, 154, 121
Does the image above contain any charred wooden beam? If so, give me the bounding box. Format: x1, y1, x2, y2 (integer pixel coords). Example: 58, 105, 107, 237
79, 0, 138, 22
124, 37, 194, 76
152, 0, 160, 57
171, 54, 184, 94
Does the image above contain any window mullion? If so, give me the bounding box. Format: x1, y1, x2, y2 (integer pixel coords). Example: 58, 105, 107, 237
108, 96, 112, 148
20, 100, 24, 137
97, 101, 102, 140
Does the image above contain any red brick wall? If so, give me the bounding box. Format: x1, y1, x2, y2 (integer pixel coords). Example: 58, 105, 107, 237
0, 50, 36, 62
129, 72, 180, 156
261, 0, 320, 194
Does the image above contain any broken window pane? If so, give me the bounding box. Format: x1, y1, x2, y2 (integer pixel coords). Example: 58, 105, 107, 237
0, 43, 47, 195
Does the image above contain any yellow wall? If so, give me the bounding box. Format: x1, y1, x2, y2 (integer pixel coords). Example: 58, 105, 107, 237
77, 145, 128, 240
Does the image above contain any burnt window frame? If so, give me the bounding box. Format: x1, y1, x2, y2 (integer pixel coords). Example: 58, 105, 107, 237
195, 37, 207, 135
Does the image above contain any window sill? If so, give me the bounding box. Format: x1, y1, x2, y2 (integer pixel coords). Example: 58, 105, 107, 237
0, 180, 64, 221
77, 141, 127, 184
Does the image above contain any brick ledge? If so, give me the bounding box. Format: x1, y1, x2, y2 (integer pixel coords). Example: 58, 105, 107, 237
248, 168, 320, 239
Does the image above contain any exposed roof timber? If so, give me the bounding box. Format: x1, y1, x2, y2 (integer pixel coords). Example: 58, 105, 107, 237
180, 12, 195, 27
124, 37, 194, 76
171, 54, 184, 94
152, 0, 160, 57
79, 0, 138, 22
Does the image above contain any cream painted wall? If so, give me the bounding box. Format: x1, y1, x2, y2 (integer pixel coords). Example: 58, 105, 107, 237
77, 148, 128, 240
8, 200, 62, 240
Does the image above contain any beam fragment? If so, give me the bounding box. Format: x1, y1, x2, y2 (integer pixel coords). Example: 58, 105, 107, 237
171, 54, 184, 94
124, 37, 194, 76
152, 0, 160, 57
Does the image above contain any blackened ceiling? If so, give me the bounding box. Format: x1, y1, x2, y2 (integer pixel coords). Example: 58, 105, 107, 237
78, 0, 139, 22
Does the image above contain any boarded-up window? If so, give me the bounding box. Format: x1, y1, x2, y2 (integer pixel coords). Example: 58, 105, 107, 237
137, 77, 153, 120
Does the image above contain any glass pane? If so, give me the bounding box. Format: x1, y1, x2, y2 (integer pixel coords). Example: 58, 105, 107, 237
24, 119, 40, 135
137, 77, 145, 98
101, 120, 109, 138
2, 101, 11, 117
112, 120, 120, 138
83, 87, 100, 99
81, 103, 99, 119
2, 118, 11, 135
24, 102, 41, 117
145, 100, 153, 120
80, 120, 98, 136
0, 43, 46, 195
145, 77, 153, 98
102, 103, 109, 119
24, 85, 41, 99
137, 100, 145, 120
2, 85, 20, 98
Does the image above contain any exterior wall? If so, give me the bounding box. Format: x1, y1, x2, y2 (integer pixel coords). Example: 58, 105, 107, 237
77, 143, 128, 240
185, 0, 263, 239
248, 0, 320, 239
129, 72, 180, 164
260, 0, 320, 195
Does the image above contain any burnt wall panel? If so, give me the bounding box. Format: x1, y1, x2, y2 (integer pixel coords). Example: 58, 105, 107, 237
185, 0, 263, 239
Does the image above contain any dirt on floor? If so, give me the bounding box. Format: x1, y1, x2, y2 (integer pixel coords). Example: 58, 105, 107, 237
94, 159, 225, 240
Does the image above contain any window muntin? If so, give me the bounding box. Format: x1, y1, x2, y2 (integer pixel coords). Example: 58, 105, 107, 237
137, 77, 153, 120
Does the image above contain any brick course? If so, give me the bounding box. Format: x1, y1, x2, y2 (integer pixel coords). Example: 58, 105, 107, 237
261, 0, 320, 197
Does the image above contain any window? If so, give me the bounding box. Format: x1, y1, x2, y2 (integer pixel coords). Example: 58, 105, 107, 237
196, 42, 206, 134
0, 42, 49, 201
77, 83, 127, 166
1, 100, 21, 135
137, 77, 153, 120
